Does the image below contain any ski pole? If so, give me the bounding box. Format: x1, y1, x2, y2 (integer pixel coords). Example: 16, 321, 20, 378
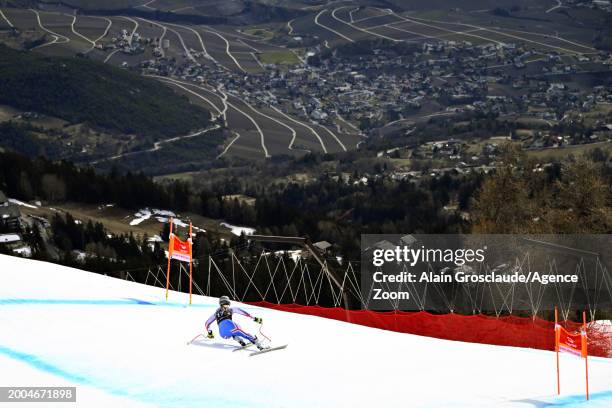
187, 333, 204, 345
258, 323, 272, 343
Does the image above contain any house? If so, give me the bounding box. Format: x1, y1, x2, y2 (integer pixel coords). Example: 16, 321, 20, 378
368, 240, 396, 252
0, 191, 21, 231
313, 241, 332, 253
400, 235, 417, 247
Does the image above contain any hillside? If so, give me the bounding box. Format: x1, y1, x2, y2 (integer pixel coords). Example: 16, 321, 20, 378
0, 45, 211, 143
383, 0, 553, 12
32, 0, 305, 23
12, 0, 143, 10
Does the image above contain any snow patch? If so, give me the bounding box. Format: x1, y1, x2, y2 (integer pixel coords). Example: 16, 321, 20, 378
130, 210, 152, 226
0, 234, 21, 243
172, 219, 188, 228
8, 198, 38, 209
73, 250, 86, 262
154, 210, 175, 217
220, 222, 255, 236
129, 209, 193, 230
272, 250, 302, 263
12, 246, 31, 257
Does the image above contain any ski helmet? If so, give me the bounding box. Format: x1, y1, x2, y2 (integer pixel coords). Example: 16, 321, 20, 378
219, 296, 231, 306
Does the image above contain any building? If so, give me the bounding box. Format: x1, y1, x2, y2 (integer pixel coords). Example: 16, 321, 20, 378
400, 235, 417, 247
0, 191, 22, 231
313, 241, 332, 253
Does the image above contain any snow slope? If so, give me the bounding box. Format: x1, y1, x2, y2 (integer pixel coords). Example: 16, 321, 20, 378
0, 254, 611, 408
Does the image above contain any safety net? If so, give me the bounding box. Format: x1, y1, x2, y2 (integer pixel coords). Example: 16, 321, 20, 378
249, 301, 612, 358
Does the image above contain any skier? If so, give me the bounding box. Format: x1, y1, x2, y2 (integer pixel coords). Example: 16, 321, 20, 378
205, 296, 268, 350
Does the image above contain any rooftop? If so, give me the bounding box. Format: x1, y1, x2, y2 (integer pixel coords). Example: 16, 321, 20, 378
0, 205, 21, 219
0, 192, 21, 219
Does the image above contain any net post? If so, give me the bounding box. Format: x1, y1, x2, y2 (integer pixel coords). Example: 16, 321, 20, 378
555, 306, 560, 395
189, 222, 193, 306
583, 310, 589, 401
166, 218, 174, 301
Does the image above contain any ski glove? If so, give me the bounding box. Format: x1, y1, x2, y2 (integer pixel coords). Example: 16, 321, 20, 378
254, 317, 263, 324
207, 330, 214, 339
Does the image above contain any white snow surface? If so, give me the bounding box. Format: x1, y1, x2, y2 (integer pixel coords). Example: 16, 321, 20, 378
220, 222, 256, 236
0, 254, 610, 408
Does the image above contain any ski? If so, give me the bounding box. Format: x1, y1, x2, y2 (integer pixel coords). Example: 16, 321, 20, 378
249, 344, 288, 356
232, 343, 255, 352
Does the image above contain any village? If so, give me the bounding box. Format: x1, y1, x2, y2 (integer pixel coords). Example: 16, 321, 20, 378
126, 28, 612, 154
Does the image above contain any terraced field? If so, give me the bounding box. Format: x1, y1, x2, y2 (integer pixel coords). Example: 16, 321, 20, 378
157, 78, 361, 158
0, 3, 367, 162
0, 1, 601, 165
289, 4, 597, 55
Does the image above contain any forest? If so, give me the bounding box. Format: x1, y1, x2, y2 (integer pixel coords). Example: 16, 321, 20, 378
2, 144, 610, 267
0, 44, 211, 142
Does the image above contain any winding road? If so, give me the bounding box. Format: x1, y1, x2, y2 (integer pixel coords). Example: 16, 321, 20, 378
92, 17, 113, 46
331, 7, 399, 42
314, 9, 354, 43
0, 8, 14, 28
118, 16, 139, 46
546, 0, 564, 13
164, 21, 214, 62
92, 125, 220, 164
200, 26, 247, 72
69, 14, 96, 48
287, 18, 295, 35
153, 77, 270, 158
150, 75, 344, 156
137, 0, 157, 10
29, 9, 70, 48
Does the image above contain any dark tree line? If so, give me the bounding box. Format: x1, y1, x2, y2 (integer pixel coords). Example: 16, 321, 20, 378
0, 151, 191, 210
0, 150, 477, 261
194, 173, 474, 261
47, 212, 167, 275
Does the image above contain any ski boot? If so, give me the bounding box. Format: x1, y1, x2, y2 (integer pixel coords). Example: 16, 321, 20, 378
233, 336, 247, 347
253, 336, 269, 351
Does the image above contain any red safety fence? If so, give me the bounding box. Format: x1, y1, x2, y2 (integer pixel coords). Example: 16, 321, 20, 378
248, 302, 612, 358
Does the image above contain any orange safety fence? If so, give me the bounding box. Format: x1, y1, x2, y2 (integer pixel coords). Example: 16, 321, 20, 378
248, 301, 612, 358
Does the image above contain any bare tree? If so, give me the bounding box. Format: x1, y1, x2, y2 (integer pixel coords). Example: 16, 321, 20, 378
41, 174, 66, 202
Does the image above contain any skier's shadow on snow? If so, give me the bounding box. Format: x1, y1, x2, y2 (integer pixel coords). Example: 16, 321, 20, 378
189, 340, 238, 350
511, 398, 556, 407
